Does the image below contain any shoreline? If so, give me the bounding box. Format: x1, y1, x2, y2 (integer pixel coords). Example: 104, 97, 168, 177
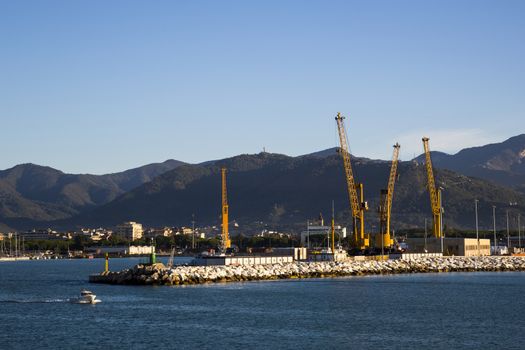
89, 256, 525, 286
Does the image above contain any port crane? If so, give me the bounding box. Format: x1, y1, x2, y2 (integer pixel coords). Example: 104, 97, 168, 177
422, 137, 442, 238
221, 167, 231, 251
335, 113, 370, 250
376, 143, 400, 250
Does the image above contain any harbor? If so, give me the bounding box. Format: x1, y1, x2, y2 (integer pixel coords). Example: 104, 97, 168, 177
2, 116, 524, 266
2, 1, 524, 348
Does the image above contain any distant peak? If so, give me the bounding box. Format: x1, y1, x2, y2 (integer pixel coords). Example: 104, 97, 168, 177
299, 147, 339, 159
162, 159, 183, 165
9, 163, 63, 173
412, 151, 452, 163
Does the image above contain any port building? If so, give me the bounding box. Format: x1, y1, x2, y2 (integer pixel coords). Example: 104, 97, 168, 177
406, 237, 491, 256
301, 225, 347, 247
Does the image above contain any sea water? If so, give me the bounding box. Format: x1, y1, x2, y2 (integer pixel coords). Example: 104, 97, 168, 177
1, 258, 524, 349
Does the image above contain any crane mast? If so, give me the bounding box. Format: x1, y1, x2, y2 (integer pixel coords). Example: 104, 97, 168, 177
377, 143, 400, 249
422, 137, 442, 238
221, 168, 231, 250
335, 113, 369, 249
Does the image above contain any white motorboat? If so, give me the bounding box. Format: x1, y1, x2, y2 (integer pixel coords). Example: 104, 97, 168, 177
70, 290, 101, 304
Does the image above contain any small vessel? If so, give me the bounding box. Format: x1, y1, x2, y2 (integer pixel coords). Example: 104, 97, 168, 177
70, 290, 101, 304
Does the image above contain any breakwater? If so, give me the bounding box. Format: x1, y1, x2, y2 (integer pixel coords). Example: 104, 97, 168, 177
89, 256, 525, 286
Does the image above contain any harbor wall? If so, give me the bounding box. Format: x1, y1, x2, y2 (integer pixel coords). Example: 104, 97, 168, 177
89, 256, 525, 286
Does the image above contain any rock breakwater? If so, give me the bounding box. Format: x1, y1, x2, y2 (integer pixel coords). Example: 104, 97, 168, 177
89, 256, 525, 286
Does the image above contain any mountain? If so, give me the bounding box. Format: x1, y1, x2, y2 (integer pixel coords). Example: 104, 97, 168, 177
66, 152, 525, 231
300, 147, 339, 159
415, 134, 525, 190
3, 134, 525, 232
102, 159, 185, 192
300, 148, 385, 164
0, 160, 184, 225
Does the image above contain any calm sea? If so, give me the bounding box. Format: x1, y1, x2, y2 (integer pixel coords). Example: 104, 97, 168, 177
1, 258, 524, 349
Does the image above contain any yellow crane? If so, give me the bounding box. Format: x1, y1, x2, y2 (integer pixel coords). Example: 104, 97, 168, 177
335, 113, 369, 250
221, 167, 231, 250
422, 137, 442, 238
376, 143, 400, 250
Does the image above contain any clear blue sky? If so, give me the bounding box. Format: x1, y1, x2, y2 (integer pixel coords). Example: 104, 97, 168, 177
1, 0, 523, 174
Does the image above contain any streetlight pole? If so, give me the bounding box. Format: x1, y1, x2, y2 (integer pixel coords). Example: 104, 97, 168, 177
475, 199, 479, 256
519, 213, 522, 251
507, 209, 510, 251
492, 205, 497, 255
424, 218, 428, 253
307, 220, 310, 249
191, 214, 195, 250
439, 188, 444, 255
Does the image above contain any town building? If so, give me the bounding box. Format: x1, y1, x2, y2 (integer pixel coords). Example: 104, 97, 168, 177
19, 229, 65, 241
115, 222, 143, 241
79, 228, 112, 241
179, 227, 193, 235
144, 227, 173, 239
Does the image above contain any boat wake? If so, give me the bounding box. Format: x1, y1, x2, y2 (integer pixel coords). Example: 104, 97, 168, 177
1, 291, 102, 305
0, 298, 68, 304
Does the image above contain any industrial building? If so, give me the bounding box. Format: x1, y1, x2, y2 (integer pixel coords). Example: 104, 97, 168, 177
271, 247, 308, 260
301, 224, 346, 247
406, 237, 491, 256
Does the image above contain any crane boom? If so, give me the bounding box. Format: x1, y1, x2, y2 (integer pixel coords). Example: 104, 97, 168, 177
385, 143, 400, 223
335, 113, 360, 217
335, 113, 369, 249
422, 137, 442, 238
221, 168, 231, 250
377, 143, 400, 249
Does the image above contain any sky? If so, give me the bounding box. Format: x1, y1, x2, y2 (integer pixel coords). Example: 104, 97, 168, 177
0, 0, 524, 174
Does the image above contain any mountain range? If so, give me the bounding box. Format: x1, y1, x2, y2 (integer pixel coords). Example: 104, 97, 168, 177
0, 160, 183, 228
1, 135, 525, 233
